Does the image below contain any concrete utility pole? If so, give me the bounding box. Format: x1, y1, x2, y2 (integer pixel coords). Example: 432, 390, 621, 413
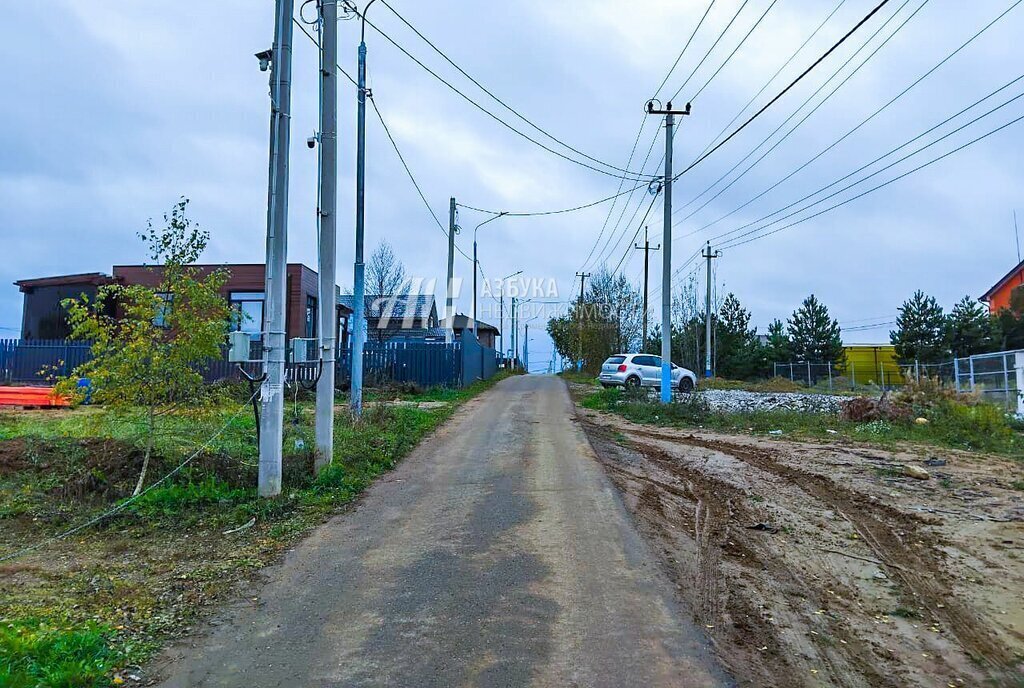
499, 269, 522, 368
315, 0, 338, 473
702, 241, 721, 379
524, 323, 529, 373
258, 0, 295, 497
574, 272, 590, 370
510, 297, 517, 366
351, 1, 378, 417
634, 226, 660, 349
646, 100, 690, 403
445, 197, 457, 344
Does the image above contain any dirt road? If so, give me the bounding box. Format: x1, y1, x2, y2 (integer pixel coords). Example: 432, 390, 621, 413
574, 396, 1024, 687
154, 375, 728, 687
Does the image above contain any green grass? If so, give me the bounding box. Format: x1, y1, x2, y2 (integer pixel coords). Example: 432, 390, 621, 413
0, 619, 116, 688
582, 387, 1024, 458
0, 374, 510, 686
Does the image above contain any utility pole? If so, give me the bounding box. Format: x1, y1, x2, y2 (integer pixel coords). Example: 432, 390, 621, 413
646, 100, 690, 403
574, 271, 590, 370
350, 1, 377, 417
445, 197, 457, 344
510, 297, 517, 367
258, 0, 294, 497
634, 225, 660, 349
702, 241, 720, 379
524, 323, 529, 373
314, 0, 338, 473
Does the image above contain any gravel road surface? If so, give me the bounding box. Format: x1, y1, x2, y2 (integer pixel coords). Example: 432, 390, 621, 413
154, 374, 728, 688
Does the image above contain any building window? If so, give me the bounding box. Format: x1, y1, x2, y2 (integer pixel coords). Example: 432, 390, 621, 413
305, 295, 317, 339
229, 291, 264, 339
154, 292, 173, 328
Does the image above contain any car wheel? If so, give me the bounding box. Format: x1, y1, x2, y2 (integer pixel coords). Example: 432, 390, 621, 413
678, 377, 694, 393
625, 376, 641, 389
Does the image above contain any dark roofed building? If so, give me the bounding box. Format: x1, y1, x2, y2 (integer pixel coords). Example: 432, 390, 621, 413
440, 314, 499, 349
338, 293, 439, 342
14, 272, 117, 339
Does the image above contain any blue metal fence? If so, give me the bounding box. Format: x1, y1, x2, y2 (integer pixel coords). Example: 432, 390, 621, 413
0, 338, 471, 388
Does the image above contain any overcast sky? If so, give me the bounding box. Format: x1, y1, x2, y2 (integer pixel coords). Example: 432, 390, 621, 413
2, 0, 1022, 362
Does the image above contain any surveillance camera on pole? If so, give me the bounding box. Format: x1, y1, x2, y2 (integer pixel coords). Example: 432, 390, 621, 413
255, 49, 273, 72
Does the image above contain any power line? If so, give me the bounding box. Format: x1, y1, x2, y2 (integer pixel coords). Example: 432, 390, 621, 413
651, 0, 719, 99
689, 0, 780, 102
579, 0, 718, 272
360, 14, 654, 182
672, 0, 892, 183
674, 0, 924, 228
691, 0, 1021, 236
376, 0, 646, 178
718, 112, 1024, 250
668, 0, 753, 102
455, 180, 651, 217
710, 74, 1024, 246
694, 0, 849, 159
610, 194, 664, 275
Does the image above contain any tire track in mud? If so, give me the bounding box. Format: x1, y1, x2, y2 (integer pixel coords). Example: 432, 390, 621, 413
658, 431, 1018, 678
584, 420, 901, 688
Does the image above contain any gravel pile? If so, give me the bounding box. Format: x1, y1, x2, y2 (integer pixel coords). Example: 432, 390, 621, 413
693, 388, 845, 414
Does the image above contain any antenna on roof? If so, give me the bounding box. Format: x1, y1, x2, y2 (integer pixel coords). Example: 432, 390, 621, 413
1015, 210, 1021, 265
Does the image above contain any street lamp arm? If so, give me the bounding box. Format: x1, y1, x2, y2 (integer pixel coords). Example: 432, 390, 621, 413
360, 0, 378, 43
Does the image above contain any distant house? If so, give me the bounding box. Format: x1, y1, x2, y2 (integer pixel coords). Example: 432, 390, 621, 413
981, 258, 1024, 314
439, 314, 500, 349
338, 294, 440, 342
14, 264, 352, 344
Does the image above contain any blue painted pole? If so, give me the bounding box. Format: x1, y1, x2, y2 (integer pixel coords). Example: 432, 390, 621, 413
350, 39, 367, 416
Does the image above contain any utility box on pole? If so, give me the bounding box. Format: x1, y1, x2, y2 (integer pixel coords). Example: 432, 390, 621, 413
228, 331, 250, 363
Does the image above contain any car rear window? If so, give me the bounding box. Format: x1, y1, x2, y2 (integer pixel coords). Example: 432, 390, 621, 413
604, 356, 626, 365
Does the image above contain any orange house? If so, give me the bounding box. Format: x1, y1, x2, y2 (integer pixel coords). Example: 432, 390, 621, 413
981, 259, 1024, 314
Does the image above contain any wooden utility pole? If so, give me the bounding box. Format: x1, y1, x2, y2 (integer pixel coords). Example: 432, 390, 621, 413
634, 226, 660, 350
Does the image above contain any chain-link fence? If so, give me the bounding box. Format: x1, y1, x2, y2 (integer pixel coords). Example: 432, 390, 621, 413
773, 359, 957, 393
954, 350, 1023, 412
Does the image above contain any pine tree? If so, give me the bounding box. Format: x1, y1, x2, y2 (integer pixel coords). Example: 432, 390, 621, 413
945, 296, 994, 357
787, 294, 843, 364
765, 318, 791, 364
716, 293, 763, 379
890, 290, 947, 363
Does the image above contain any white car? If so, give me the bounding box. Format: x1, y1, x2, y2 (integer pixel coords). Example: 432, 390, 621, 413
598, 353, 697, 393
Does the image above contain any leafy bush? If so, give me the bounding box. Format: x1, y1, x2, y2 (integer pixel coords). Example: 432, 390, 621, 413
0, 619, 115, 688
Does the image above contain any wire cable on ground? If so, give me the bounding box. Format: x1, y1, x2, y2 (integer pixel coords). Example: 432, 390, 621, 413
0, 393, 259, 564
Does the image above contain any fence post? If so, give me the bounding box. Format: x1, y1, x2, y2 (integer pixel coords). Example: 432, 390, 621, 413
773, 362, 777, 378
806, 361, 811, 387
851, 362, 856, 390
968, 356, 976, 393
828, 361, 833, 393
1016, 353, 1024, 417
789, 363, 794, 382
915, 358, 920, 382
879, 361, 884, 391
953, 357, 960, 393
1004, 353, 1012, 411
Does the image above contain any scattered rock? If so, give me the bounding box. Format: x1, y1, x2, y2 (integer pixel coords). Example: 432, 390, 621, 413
902, 465, 931, 480
914, 417, 930, 425
924, 457, 947, 467
692, 389, 846, 414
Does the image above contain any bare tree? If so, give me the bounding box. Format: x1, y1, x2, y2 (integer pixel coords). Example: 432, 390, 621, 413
365, 240, 410, 342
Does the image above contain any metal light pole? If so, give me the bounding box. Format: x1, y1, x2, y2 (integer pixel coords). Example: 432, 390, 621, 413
646, 100, 690, 403
499, 269, 522, 367
315, 0, 338, 472
257, 0, 294, 497
350, 0, 378, 417
472, 212, 507, 339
